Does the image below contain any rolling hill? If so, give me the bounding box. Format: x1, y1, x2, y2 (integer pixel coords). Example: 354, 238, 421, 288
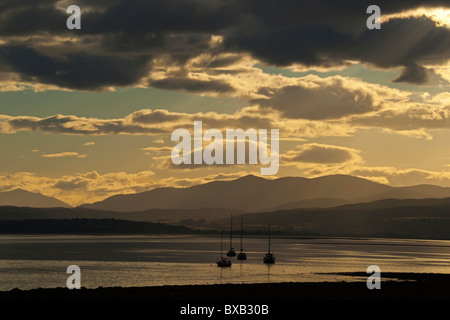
0, 206, 239, 223
0, 219, 199, 234
3, 195, 450, 239
226, 197, 450, 239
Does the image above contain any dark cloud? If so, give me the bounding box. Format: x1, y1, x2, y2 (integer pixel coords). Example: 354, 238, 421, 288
236, 0, 450, 35
0, 0, 448, 90
149, 77, 235, 94
0, 0, 55, 12
54, 179, 89, 191
0, 5, 66, 35
254, 81, 377, 120
73, 0, 122, 10
393, 63, 429, 84
131, 109, 184, 124
225, 13, 450, 77
225, 24, 352, 67
192, 54, 244, 68
352, 18, 450, 69
85, 0, 239, 34
0, 0, 237, 35
0, 46, 151, 90
100, 33, 166, 52
282, 143, 361, 164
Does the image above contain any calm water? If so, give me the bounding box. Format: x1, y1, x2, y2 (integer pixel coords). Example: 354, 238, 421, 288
1, 234, 450, 291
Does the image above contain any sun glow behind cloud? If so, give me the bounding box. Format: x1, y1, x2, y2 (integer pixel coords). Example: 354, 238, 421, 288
383, 7, 450, 28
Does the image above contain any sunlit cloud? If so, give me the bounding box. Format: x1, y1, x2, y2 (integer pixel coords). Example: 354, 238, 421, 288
383, 7, 450, 28
141, 146, 173, 153
1, 83, 450, 142
0, 170, 254, 206
42, 152, 87, 158
0, 107, 351, 139
281, 143, 363, 165
288, 162, 450, 189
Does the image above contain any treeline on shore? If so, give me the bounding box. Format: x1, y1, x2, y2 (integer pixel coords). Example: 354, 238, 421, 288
0, 218, 200, 234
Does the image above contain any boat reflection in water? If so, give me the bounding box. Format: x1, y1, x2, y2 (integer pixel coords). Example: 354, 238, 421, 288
263, 225, 275, 264
217, 229, 232, 267
226, 214, 236, 257
237, 215, 247, 260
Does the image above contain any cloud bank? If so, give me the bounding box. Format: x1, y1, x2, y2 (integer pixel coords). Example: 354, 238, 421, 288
0, 0, 448, 91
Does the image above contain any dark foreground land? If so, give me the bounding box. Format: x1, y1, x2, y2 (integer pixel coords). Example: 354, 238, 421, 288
2, 272, 450, 300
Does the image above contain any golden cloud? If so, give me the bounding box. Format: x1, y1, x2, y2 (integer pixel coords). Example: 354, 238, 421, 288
42, 152, 86, 158
281, 143, 362, 165
0, 169, 256, 206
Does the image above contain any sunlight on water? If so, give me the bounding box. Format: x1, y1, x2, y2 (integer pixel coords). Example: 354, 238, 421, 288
1, 235, 450, 290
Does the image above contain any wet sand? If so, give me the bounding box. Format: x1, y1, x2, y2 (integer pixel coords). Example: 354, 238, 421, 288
1, 272, 450, 300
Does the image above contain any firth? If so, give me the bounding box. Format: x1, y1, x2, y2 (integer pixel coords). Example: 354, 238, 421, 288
171, 121, 279, 175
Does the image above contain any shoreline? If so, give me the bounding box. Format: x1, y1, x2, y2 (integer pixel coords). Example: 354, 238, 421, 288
2, 272, 450, 300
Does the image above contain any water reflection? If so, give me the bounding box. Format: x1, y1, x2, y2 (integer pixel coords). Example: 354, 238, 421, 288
1, 235, 450, 290
267, 264, 272, 283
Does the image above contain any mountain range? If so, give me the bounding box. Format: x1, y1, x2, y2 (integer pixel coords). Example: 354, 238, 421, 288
79, 174, 450, 212
5, 174, 450, 214
4, 174, 450, 239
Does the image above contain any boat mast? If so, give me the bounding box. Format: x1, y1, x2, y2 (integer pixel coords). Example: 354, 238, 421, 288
240, 215, 243, 251
230, 214, 233, 249
268, 224, 271, 253
241, 215, 244, 252
221, 229, 224, 258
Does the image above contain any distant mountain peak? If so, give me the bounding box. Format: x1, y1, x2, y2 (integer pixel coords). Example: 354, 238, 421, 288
8, 188, 26, 192
234, 174, 268, 181
0, 189, 71, 208
8, 188, 39, 194
313, 174, 380, 181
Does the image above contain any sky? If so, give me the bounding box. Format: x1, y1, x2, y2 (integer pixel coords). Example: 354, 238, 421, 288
0, 0, 449, 206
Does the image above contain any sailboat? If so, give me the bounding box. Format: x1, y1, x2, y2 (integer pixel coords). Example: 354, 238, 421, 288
226, 214, 236, 257
217, 229, 232, 267
263, 224, 275, 264
237, 215, 247, 260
